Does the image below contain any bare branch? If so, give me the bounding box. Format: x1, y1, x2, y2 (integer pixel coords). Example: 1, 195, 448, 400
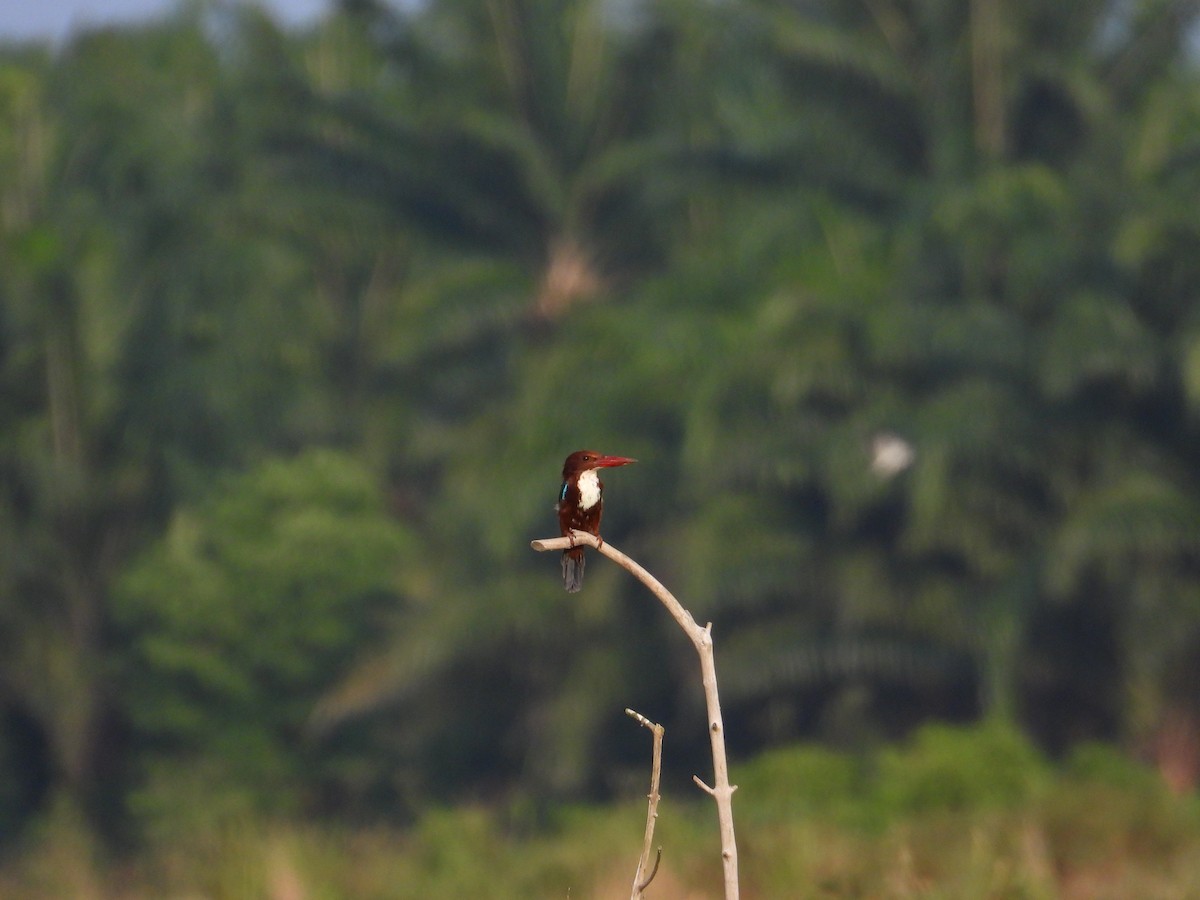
637, 848, 662, 892
625, 707, 654, 729
626, 708, 665, 900
533, 530, 740, 899
532, 532, 700, 636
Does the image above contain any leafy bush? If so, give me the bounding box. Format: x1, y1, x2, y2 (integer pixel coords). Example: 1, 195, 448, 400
1061, 741, 1169, 792
872, 720, 1049, 818
734, 742, 865, 825
113, 450, 414, 830
1042, 742, 1200, 870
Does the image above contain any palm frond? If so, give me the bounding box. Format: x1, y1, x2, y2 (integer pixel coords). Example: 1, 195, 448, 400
1048, 470, 1200, 596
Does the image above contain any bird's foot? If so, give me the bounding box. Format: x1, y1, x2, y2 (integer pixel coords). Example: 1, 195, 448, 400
566, 529, 601, 549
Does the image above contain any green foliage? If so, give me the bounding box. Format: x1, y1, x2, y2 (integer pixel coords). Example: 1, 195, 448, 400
113, 450, 412, 825
734, 721, 1050, 834
733, 742, 863, 824
874, 720, 1049, 817
8, 728, 1200, 898
1044, 742, 1200, 873
1061, 741, 1171, 794
2, 0, 1200, 851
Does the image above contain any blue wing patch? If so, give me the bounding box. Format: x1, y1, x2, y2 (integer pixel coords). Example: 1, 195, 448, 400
559, 481, 569, 502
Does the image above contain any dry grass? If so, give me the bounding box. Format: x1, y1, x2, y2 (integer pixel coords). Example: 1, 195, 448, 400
3, 728, 1199, 898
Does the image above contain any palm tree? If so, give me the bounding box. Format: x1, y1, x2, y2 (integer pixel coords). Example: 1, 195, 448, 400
641, 0, 1200, 748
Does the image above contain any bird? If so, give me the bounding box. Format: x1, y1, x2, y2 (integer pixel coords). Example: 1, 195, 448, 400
556, 450, 636, 592
870, 431, 915, 478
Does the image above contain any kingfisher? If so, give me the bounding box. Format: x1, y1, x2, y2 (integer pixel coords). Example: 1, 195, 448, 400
557, 450, 637, 592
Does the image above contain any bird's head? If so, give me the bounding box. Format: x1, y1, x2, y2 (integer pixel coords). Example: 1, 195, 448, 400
561, 450, 637, 479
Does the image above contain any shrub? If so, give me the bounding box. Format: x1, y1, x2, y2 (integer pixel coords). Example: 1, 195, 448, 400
873, 719, 1049, 818
734, 743, 865, 825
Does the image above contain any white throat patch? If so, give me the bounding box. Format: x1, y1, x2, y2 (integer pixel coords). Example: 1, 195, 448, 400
577, 469, 601, 510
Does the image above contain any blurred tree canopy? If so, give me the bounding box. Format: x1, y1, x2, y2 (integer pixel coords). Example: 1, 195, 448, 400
2, 0, 1200, 843
113, 449, 414, 833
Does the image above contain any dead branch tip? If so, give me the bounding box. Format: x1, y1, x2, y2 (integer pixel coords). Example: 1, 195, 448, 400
637, 847, 663, 892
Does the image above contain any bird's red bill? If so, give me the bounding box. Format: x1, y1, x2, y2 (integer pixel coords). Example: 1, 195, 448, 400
593, 455, 637, 468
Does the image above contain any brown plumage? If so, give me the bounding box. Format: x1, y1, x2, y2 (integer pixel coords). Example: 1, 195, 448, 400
557, 450, 636, 592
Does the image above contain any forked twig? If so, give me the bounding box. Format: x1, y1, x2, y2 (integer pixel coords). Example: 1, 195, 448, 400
626, 707, 665, 899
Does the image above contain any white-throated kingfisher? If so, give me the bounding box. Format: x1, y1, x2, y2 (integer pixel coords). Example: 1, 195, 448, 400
557, 450, 636, 592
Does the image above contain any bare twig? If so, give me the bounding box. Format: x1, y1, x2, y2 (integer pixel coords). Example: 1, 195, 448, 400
638, 848, 662, 892
626, 707, 665, 900
532, 531, 740, 900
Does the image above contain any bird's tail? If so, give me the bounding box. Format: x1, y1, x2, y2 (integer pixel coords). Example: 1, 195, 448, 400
562, 547, 585, 593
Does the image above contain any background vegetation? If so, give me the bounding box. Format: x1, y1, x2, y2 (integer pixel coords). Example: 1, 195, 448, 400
2, 0, 1200, 894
